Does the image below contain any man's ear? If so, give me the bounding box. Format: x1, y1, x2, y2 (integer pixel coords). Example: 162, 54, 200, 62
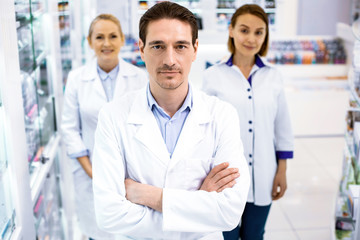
192, 39, 199, 62
139, 39, 145, 61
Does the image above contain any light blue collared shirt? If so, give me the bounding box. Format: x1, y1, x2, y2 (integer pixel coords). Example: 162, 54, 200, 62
147, 84, 193, 158
97, 64, 119, 102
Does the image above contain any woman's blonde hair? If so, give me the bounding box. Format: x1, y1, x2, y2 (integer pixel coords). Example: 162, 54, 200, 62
88, 14, 125, 42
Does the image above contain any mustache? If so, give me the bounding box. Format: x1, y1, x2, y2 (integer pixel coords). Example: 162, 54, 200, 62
157, 65, 181, 72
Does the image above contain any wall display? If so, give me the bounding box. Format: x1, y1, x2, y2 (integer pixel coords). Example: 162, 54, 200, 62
58, 0, 72, 85
267, 38, 347, 65
335, 20, 360, 240
0, 100, 15, 240
0, 0, 70, 238
138, 0, 202, 28
352, 0, 360, 24
15, 0, 57, 176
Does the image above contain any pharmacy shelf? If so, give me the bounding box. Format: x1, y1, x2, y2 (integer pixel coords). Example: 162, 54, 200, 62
30, 134, 60, 207
276, 64, 348, 78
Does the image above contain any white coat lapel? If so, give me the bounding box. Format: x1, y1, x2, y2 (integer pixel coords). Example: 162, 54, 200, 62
113, 59, 130, 97
127, 90, 170, 165
171, 90, 211, 163
81, 58, 107, 100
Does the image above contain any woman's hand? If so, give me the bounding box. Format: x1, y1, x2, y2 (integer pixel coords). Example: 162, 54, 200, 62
77, 156, 93, 178
272, 159, 287, 200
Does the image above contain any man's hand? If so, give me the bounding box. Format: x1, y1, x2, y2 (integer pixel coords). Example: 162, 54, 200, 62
125, 179, 163, 212
272, 159, 287, 200
200, 162, 240, 192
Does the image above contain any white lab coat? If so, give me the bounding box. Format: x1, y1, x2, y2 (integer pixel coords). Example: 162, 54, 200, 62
202, 56, 294, 206
92, 87, 250, 240
61, 58, 148, 239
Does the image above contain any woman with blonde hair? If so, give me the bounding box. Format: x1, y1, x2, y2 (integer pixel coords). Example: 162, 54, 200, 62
61, 14, 147, 239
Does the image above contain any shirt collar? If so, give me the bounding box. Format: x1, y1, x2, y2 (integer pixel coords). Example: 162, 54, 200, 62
147, 83, 193, 114
225, 54, 266, 68
97, 64, 119, 81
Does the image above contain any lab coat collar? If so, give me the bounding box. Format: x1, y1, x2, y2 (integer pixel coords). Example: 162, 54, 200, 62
127, 85, 211, 164
81, 58, 138, 81
127, 85, 210, 125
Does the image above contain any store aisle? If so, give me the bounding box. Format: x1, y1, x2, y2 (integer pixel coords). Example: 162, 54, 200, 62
265, 78, 348, 240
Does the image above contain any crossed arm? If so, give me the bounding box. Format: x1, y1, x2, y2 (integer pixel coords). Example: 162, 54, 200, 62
125, 162, 240, 212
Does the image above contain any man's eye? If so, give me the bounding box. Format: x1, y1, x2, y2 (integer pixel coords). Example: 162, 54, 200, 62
177, 45, 187, 50
96, 36, 103, 39
152, 45, 162, 50
111, 35, 118, 38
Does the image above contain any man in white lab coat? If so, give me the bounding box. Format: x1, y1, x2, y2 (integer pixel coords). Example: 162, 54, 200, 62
92, 2, 250, 239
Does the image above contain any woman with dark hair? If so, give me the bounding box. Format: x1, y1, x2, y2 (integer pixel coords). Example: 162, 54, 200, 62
202, 4, 294, 240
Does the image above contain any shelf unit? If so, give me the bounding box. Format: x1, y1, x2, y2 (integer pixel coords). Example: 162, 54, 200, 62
0, 0, 72, 239
58, 0, 72, 86
335, 25, 360, 239
351, 0, 360, 24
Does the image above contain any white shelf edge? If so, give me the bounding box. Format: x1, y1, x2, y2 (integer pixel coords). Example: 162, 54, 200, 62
275, 64, 349, 78
31, 134, 60, 208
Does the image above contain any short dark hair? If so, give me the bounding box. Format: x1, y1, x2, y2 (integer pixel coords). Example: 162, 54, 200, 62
139, 1, 198, 46
228, 4, 269, 56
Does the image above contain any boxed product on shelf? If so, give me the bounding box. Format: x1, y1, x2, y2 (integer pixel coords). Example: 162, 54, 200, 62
336, 228, 353, 240
353, 122, 360, 165
348, 184, 360, 220
267, 38, 347, 65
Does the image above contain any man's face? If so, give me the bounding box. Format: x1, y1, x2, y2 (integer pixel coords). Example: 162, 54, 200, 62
139, 19, 198, 91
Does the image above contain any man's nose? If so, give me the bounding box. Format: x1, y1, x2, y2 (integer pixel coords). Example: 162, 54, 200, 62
163, 47, 176, 66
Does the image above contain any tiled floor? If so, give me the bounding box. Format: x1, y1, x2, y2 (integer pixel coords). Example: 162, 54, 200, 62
264, 78, 349, 240
265, 137, 344, 240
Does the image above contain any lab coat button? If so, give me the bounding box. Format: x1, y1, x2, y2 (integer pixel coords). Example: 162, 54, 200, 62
249, 120, 252, 124
249, 129, 252, 132
248, 96, 252, 99
249, 154, 252, 158
247, 88, 251, 92
249, 162, 252, 166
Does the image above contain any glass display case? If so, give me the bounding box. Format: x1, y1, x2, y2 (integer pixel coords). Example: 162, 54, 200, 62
58, 0, 72, 85
335, 18, 360, 240
33, 156, 64, 240
15, 0, 57, 174
3, 0, 69, 238
0, 74, 16, 240
138, 0, 202, 27
216, 0, 277, 32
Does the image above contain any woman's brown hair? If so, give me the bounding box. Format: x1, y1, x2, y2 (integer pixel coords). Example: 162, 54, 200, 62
228, 4, 269, 56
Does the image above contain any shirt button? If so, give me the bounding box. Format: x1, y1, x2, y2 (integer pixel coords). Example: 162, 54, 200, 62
249, 120, 252, 124
248, 96, 252, 99
249, 129, 252, 132
247, 88, 251, 92
249, 162, 252, 166
249, 154, 252, 158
